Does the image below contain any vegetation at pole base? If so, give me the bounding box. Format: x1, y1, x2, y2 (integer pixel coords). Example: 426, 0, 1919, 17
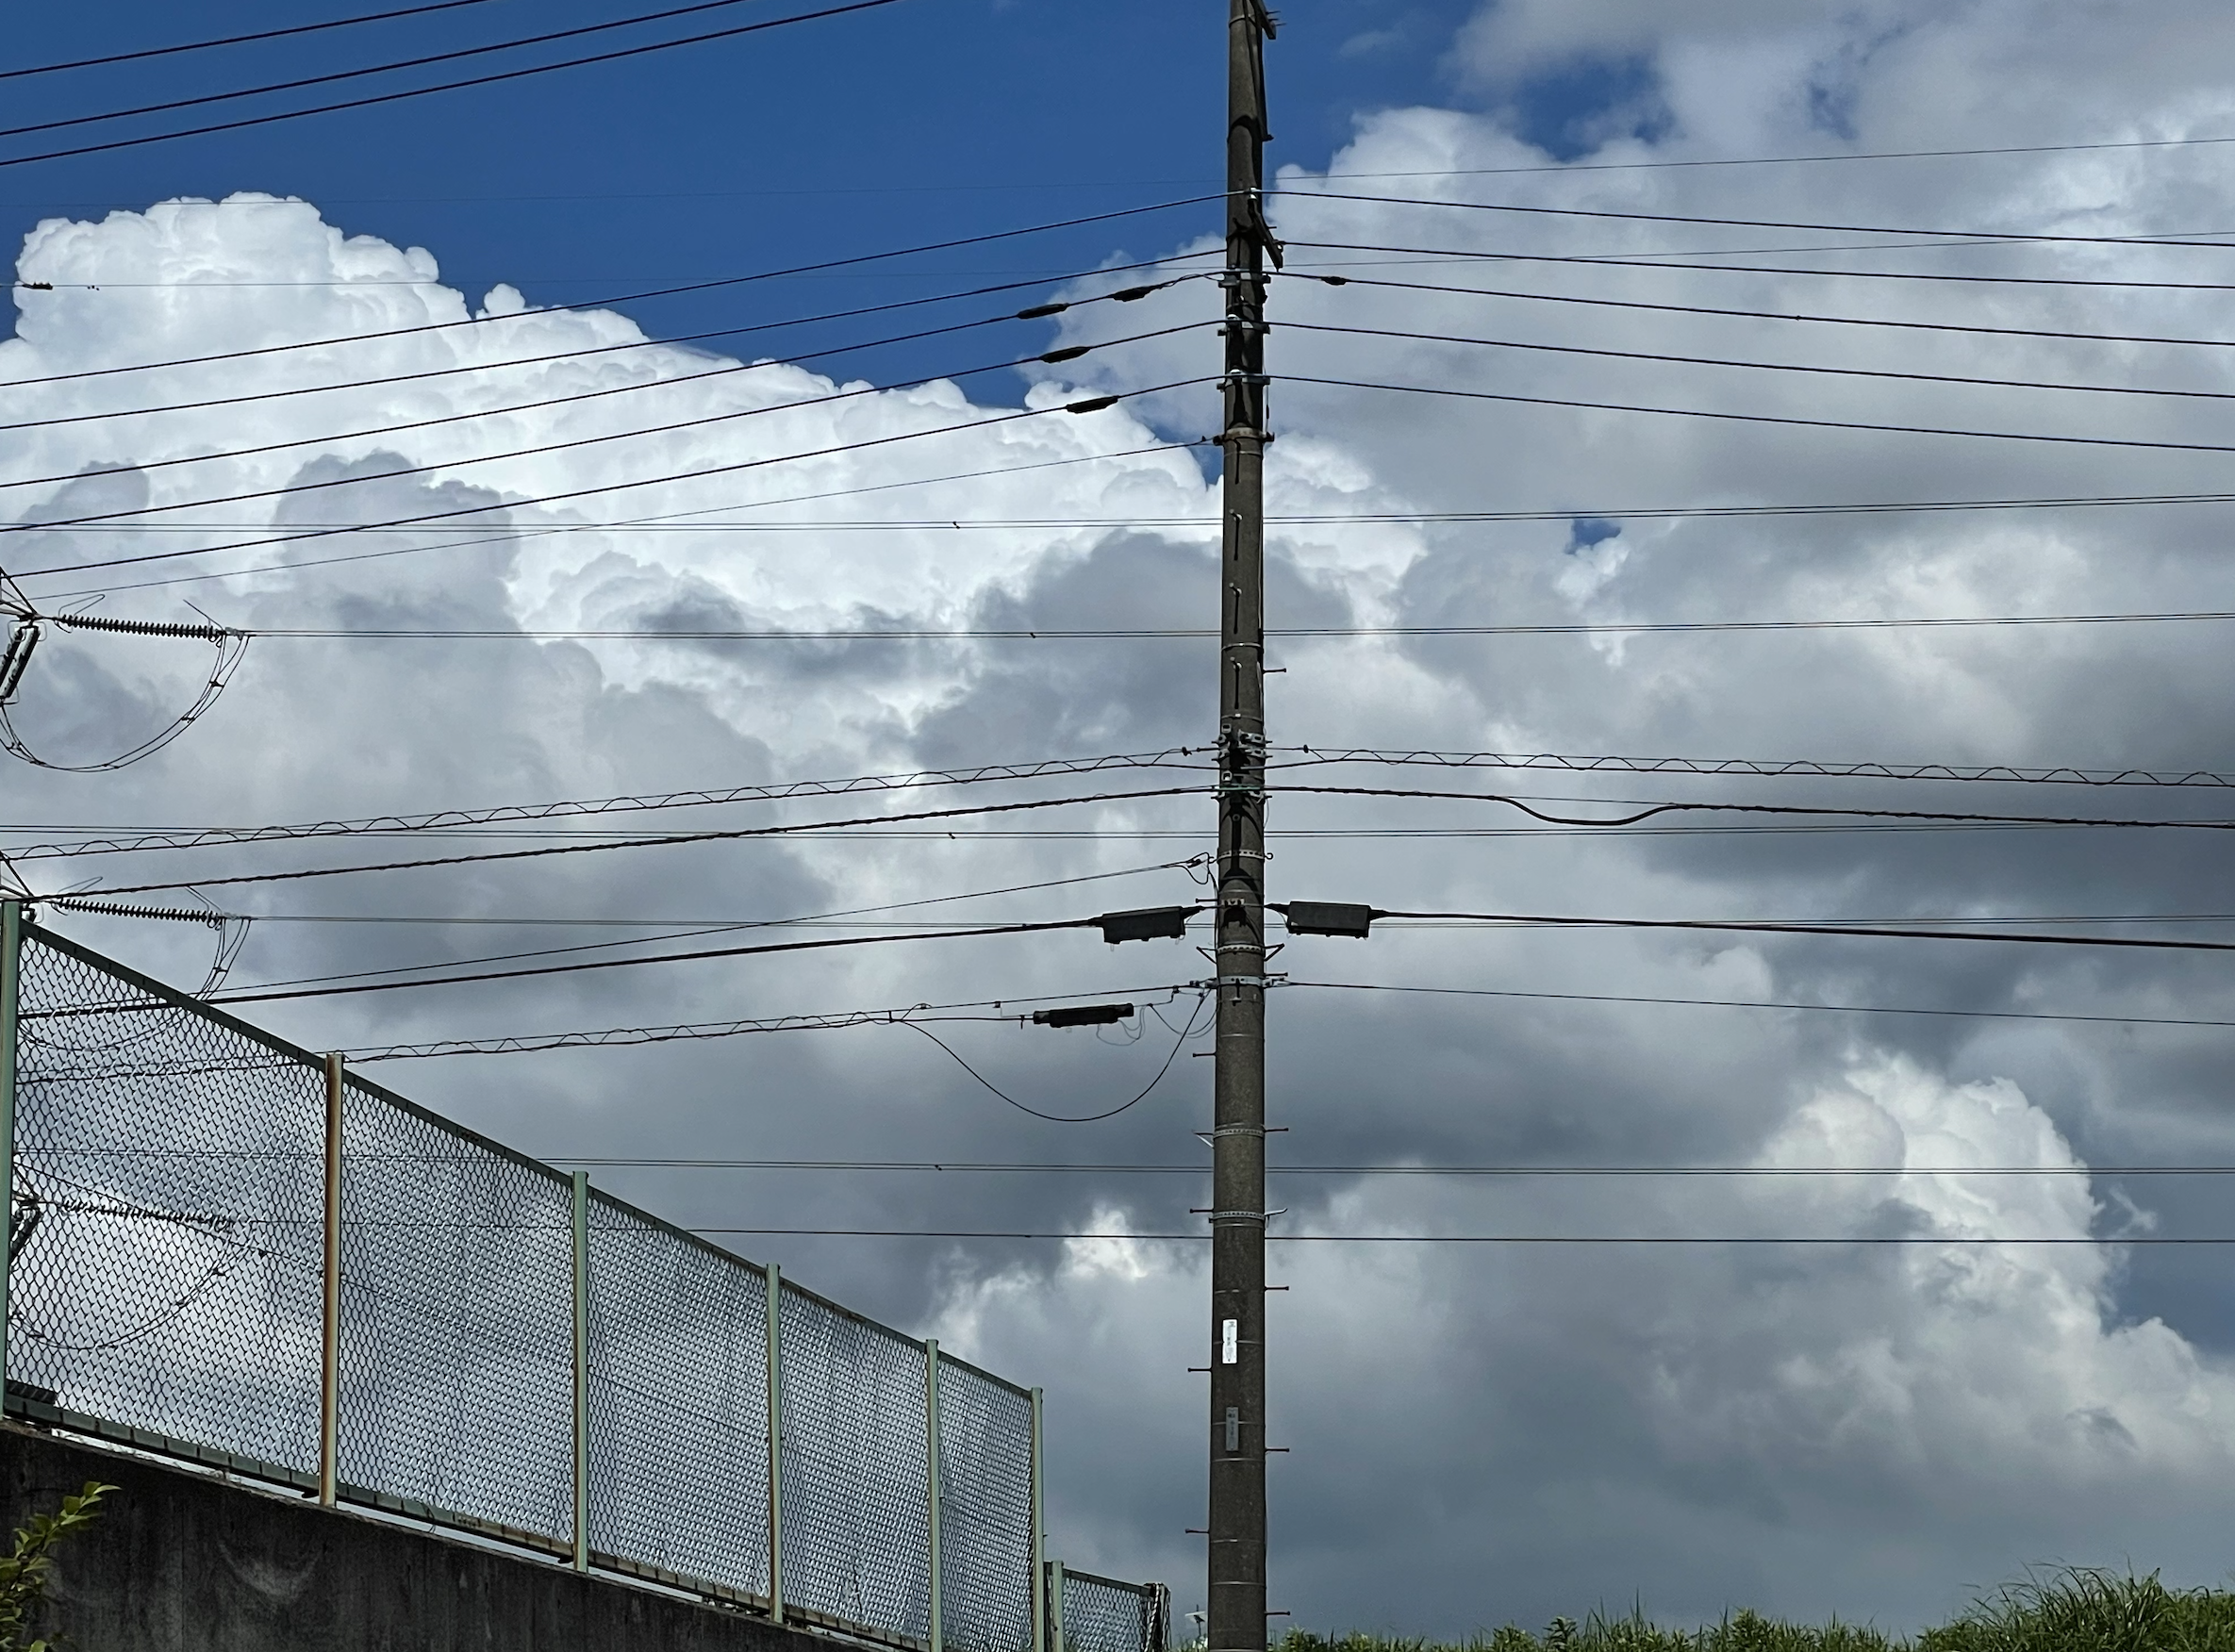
1270, 1569, 2235, 1652
0, 1481, 113, 1652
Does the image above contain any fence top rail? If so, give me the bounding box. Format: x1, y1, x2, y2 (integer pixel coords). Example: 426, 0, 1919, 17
18, 917, 1033, 1401
1062, 1568, 1165, 1597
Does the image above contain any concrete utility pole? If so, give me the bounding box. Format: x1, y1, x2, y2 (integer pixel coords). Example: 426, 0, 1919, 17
1209, 2, 1277, 1648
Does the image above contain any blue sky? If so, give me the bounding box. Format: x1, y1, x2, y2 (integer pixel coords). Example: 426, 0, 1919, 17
7, 0, 1497, 388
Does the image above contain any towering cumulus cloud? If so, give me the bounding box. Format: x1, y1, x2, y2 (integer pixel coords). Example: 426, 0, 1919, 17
14, 0, 2235, 1621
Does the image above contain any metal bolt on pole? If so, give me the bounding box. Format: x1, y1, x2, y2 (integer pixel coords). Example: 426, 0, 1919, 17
320, 1052, 344, 1507
926, 1337, 946, 1652
0, 900, 20, 1405
766, 1262, 786, 1622
1031, 1385, 1048, 1652
1211, 3, 1278, 1651
571, 1169, 590, 1573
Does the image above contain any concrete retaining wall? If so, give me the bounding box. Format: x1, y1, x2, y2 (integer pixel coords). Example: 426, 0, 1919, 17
0, 1421, 841, 1652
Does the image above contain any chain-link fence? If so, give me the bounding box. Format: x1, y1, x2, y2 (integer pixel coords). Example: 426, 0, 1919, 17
1057, 1565, 1172, 1652
0, 917, 1166, 1652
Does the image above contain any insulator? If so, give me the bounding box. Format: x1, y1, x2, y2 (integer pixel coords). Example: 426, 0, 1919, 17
0, 621, 40, 705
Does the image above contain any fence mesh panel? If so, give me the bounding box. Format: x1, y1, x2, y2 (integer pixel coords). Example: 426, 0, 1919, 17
780, 1281, 935, 1639
587, 1191, 771, 1594
5, 920, 1167, 1652
337, 1079, 574, 1540
10, 932, 324, 1475
1065, 1572, 1170, 1652
938, 1356, 1036, 1652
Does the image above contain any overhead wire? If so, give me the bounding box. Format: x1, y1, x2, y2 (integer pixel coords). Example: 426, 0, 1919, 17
1279, 187, 2235, 254
3, 0, 513, 79
25, 441, 1211, 604
36, 785, 1206, 899
660, 1230, 2235, 1244
0, 320, 1205, 526
8, 375, 1210, 583
1367, 908, 2235, 955
158, 609, 2235, 642
1280, 316, 2235, 404
493, 1158, 2235, 1176
1278, 268, 2235, 353
0, 336, 1202, 543
898, 990, 1211, 1123
193, 856, 1203, 994
0, 747, 1208, 863
1283, 372, 2235, 458
1285, 241, 2235, 293
1274, 783, 2235, 834
1273, 748, 2235, 789
0, 267, 1198, 438
0, 0, 919, 171
138, 915, 1113, 1007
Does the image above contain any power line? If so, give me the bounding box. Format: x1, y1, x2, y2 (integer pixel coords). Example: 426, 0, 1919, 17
1286, 242, 2235, 294
3, 0, 511, 79
1281, 268, 2235, 354
3, 196, 1217, 391
173, 609, 2235, 642
26, 441, 1209, 604
503, 1159, 2235, 1176
5, 0, 792, 136
1316, 133, 2235, 179
0, 749, 1207, 863
9, 377, 1206, 583
0, 321, 1200, 515
48, 785, 1203, 898
1275, 748, 2235, 789
200, 857, 1200, 993
1282, 188, 2235, 255
1285, 372, 2235, 458
1369, 908, 2235, 955
670, 1229, 2235, 1244
1283, 317, 2235, 404
1277, 784, 2235, 834
0, 0, 917, 171
0, 336, 1197, 542
161, 916, 1103, 1006
0, 269, 1194, 438
42, 489, 2235, 545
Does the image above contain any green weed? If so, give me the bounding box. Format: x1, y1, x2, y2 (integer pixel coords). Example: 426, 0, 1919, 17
1270, 1569, 2235, 1652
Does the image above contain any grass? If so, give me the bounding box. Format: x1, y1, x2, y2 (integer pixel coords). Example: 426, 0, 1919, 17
1263, 1569, 2235, 1652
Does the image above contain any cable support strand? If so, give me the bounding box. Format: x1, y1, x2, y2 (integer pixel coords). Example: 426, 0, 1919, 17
1273, 747, 2235, 788
0, 750, 1206, 862
35, 785, 1204, 898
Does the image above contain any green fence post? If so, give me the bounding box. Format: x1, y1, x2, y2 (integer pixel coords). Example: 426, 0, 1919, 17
320, 1052, 344, 1506
766, 1262, 786, 1623
571, 1170, 590, 1573
1031, 1386, 1047, 1652
0, 900, 20, 1402
927, 1338, 944, 1652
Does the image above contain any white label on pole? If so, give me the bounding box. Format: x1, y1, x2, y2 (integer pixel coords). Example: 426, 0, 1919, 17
1220, 1318, 1238, 1364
